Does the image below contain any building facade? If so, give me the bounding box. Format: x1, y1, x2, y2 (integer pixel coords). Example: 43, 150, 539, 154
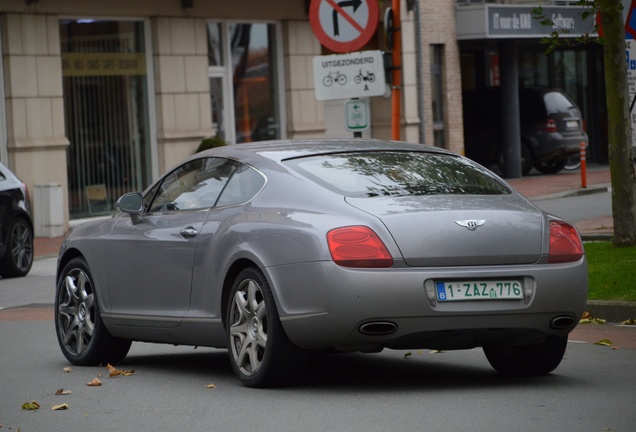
0, 0, 607, 234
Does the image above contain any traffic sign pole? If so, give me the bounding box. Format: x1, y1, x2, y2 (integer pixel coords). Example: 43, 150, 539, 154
390, 0, 401, 141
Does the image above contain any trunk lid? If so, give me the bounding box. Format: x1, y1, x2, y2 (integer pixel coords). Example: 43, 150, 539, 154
346, 194, 545, 267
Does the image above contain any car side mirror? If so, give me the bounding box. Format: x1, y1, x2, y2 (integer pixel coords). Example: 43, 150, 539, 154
116, 193, 144, 224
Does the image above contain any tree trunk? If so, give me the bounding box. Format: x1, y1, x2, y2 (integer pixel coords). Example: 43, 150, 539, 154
599, 0, 636, 246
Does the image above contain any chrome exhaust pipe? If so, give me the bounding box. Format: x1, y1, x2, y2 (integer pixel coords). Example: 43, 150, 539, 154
359, 321, 398, 336
550, 315, 575, 330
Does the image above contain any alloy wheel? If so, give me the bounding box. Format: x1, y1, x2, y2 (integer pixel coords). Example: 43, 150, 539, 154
57, 268, 96, 357
10, 220, 33, 273
228, 278, 268, 376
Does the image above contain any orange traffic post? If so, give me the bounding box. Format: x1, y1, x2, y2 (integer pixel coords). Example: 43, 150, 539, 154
580, 141, 587, 189
391, 0, 401, 141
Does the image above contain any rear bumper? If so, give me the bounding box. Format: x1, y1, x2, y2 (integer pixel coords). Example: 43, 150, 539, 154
266, 259, 588, 351
532, 132, 588, 163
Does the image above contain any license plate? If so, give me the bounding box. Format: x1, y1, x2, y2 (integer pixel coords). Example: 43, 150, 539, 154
565, 120, 578, 129
436, 280, 523, 302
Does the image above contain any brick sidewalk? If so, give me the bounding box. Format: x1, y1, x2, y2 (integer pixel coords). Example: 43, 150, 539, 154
34, 236, 64, 258
506, 167, 610, 199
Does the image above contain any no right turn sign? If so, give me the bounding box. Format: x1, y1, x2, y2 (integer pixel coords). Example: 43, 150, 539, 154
309, 0, 379, 53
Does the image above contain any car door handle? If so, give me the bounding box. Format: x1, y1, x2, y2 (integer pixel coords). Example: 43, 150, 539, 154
180, 227, 198, 239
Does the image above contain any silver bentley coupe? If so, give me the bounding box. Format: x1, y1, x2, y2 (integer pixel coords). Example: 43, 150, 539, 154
55, 139, 587, 387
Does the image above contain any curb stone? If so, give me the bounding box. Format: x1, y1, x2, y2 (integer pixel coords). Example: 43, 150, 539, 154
585, 300, 636, 323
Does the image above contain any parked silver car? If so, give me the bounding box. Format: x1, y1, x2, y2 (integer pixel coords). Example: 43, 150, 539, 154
55, 139, 588, 387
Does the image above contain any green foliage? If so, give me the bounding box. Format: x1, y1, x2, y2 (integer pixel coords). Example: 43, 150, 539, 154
196, 136, 226, 153
585, 242, 636, 301
532, 3, 601, 54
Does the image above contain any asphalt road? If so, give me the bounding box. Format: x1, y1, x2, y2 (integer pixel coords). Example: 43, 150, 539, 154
1, 258, 635, 431
0, 320, 635, 432
533, 189, 612, 223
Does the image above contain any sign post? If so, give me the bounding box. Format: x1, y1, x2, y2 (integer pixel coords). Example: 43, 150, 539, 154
389, 0, 401, 141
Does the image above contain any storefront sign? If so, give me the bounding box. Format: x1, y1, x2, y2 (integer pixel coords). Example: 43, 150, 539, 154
488, 6, 595, 37
457, 5, 597, 40
313, 50, 386, 101
61, 53, 146, 77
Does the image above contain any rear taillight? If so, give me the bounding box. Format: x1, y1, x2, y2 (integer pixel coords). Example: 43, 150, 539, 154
23, 183, 30, 203
549, 221, 584, 263
544, 118, 557, 133
327, 226, 393, 268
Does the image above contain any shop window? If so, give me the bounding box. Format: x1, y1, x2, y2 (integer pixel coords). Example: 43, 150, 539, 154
431, 44, 446, 148
487, 50, 499, 87
60, 19, 152, 219
207, 22, 282, 144
519, 52, 549, 87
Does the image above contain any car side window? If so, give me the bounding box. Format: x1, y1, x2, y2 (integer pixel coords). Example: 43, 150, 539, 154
148, 158, 237, 213
216, 163, 266, 207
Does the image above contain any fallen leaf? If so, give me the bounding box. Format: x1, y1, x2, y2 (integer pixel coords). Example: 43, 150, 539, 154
620, 318, 636, 325
206, 384, 216, 389
431, 350, 445, 354
21, 400, 40, 411
55, 389, 72, 396
106, 363, 120, 377
581, 311, 591, 319
51, 403, 69, 411
579, 317, 607, 324
594, 339, 613, 346
63, 367, 73, 373
404, 352, 412, 359
86, 377, 102, 387
611, 346, 619, 350
106, 363, 135, 377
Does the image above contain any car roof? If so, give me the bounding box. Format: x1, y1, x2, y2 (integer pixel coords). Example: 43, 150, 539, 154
193, 139, 454, 165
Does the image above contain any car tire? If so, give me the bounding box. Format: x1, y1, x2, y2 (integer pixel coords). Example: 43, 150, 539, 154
535, 159, 567, 175
520, 144, 534, 176
483, 335, 568, 375
0, 217, 34, 278
496, 144, 534, 176
563, 155, 582, 170
226, 267, 306, 387
55, 257, 131, 366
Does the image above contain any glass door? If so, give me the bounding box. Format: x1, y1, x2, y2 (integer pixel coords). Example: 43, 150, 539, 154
207, 22, 283, 144
60, 19, 152, 218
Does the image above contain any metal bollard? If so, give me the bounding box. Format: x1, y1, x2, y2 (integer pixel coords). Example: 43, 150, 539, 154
580, 141, 587, 188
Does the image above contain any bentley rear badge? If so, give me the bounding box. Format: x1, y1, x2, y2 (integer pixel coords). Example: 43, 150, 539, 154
455, 220, 486, 231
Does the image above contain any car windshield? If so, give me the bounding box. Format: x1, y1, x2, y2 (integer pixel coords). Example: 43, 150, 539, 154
286, 151, 510, 198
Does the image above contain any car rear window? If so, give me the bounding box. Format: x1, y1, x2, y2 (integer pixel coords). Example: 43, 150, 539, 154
286, 151, 510, 198
543, 91, 576, 114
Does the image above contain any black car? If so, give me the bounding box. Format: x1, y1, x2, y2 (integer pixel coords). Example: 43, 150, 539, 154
463, 87, 588, 175
0, 162, 34, 278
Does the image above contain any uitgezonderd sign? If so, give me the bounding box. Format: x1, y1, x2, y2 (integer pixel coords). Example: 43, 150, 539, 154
313, 50, 386, 101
